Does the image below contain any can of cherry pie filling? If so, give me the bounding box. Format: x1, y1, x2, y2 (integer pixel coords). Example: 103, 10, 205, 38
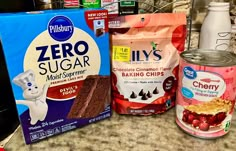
176, 49, 236, 138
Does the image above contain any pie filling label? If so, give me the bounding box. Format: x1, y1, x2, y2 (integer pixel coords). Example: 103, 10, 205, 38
181, 66, 226, 102
176, 58, 236, 138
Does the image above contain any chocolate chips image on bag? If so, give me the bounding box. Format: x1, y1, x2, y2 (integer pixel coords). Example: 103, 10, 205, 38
110, 13, 186, 115
130, 88, 157, 100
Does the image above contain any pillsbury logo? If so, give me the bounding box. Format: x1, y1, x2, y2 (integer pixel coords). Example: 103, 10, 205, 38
48, 16, 74, 42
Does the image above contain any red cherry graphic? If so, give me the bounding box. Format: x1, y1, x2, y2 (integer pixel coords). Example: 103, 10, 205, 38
182, 116, 187, 122
208, 116, 217, 125
187, 114, 195, 124
199, 116, 207, 123
192, 112, 198, 117
199, 122, 210, 131
192, 119, 200, 127
183, 110, 190, 117
217, 113, 227, 123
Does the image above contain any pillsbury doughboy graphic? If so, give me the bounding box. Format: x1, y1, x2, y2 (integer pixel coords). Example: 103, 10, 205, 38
13, 70, 50, 125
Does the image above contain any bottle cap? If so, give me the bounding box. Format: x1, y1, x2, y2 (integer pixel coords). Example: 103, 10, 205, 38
209, 2, 230, 7
208, 2, 230, 11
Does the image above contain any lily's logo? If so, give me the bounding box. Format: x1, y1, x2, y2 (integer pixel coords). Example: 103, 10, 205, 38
131, 41, 162, 62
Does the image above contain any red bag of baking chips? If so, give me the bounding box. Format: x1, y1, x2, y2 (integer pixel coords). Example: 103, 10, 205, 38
109, 13, 187, 115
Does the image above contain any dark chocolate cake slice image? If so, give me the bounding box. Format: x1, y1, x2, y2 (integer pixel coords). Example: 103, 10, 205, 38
67, 75, 110, 119
95, 28, 104, 37
82, 76, 110, 118
67, 75, 99, 119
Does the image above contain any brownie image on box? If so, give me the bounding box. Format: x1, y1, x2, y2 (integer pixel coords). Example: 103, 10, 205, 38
95, 28, 104, 37
67, 75, 110, 119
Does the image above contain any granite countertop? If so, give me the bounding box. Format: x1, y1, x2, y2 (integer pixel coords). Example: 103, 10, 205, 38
3, 109, 236, 151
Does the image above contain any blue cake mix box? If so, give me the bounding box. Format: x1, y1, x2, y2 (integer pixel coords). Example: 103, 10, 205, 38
0, 9, 111, 144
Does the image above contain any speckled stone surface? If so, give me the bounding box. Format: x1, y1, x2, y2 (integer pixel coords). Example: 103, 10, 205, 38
4, 109, 236, 151
139, 0, 176, 13
138, 0, 154, 13
229, 33, 236, 53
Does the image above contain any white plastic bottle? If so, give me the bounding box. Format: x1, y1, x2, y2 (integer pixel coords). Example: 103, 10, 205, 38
199, 2, 231, 51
